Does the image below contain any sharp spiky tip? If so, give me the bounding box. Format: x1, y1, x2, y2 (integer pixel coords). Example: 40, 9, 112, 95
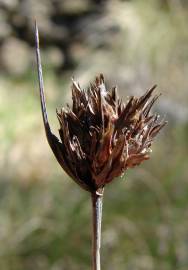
150, 84, 157, 92
35, 21, 50, 129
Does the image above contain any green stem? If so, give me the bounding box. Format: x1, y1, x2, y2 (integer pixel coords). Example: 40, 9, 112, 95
91, 190, 103, 270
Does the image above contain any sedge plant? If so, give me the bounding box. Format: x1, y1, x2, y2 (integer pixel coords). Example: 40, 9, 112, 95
35, 22, 166, 270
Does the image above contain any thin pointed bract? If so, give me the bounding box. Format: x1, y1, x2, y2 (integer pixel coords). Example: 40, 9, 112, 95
35, 22, 49, 129
36, 27, 166, 193
35, 23, 87, 190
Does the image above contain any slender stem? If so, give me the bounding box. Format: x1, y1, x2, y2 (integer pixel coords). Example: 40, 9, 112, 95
91, 190, 104, 270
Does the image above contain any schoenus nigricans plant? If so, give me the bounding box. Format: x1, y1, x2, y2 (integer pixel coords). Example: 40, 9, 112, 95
35, 22, 166, 270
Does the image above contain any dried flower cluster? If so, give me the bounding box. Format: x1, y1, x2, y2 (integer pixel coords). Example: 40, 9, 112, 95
37, 72, 166, 193
35, 22, 166, 194
55, 75, 166, 192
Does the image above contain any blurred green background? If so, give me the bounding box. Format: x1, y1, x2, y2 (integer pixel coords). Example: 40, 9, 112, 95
0, 0, 188, 269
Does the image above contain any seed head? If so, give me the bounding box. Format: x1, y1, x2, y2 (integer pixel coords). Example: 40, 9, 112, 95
35, 23, 166, 193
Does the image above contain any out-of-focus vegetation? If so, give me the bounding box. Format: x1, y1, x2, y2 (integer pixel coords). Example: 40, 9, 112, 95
0, 0, 188, 269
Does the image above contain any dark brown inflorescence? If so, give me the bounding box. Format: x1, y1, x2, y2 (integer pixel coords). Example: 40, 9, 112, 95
55, 75, 166, 192
36, 25, 166, 193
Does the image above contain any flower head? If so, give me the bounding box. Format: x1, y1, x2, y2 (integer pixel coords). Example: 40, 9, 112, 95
35, 24, 166, 193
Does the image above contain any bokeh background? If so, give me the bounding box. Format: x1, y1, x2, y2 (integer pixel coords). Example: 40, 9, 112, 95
0, 0, 188, 269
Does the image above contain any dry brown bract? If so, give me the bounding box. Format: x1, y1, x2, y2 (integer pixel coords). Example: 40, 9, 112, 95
36, 25, 166, 193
